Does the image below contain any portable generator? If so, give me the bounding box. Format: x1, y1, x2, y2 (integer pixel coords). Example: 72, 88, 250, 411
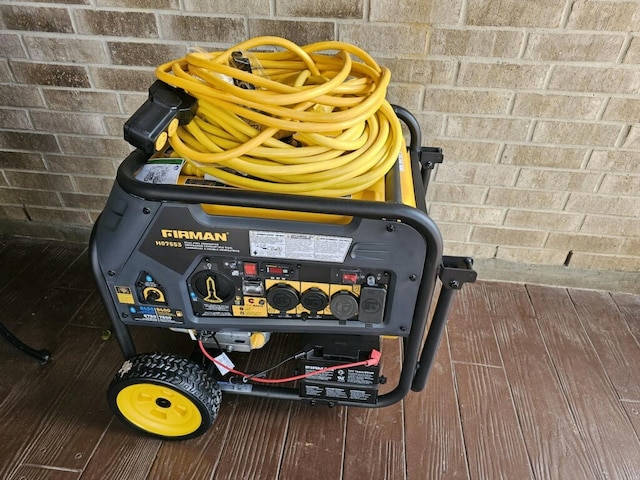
90, 38, 476, 440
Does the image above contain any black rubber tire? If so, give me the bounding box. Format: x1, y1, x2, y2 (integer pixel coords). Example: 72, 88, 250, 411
107, 352, 222, 440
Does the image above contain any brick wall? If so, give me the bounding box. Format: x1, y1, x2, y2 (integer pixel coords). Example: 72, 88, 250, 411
1, 0, 639, 271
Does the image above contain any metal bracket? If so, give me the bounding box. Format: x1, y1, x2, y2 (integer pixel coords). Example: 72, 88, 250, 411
419, 147, 444, 170
418, 147, 444, 194
439, 256, 477, 289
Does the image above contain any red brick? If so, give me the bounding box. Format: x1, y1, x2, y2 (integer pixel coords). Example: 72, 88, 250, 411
0, 5, 73, 33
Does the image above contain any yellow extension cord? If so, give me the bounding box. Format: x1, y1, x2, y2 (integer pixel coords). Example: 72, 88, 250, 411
155, 36, 403, 197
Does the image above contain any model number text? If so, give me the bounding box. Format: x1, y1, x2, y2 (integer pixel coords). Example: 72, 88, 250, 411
156, 240, 182, 248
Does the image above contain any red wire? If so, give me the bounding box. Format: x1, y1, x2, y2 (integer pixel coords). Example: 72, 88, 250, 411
198, 340, 378, 384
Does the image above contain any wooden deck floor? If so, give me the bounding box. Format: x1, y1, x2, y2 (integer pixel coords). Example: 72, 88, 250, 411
0, 236, 639, 480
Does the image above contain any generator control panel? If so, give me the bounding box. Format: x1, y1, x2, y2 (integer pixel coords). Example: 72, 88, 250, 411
184, 255, 389, 325
96, 196, 428, 337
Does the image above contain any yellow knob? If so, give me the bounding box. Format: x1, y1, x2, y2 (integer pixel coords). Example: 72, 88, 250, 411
249, 332, 266, 350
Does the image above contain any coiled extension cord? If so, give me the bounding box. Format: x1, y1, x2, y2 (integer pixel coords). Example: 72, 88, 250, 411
155, 36, 403, 197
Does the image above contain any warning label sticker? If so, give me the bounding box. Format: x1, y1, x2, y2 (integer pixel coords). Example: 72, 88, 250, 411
115, 286, 135, 305
249, 231, 351, 263
232, 297, 268, 317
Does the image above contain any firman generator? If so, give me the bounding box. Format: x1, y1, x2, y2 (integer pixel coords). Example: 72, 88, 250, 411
90, 37, 476, 439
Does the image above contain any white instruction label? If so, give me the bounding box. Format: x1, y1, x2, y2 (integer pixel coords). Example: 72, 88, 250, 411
135, 158, 184, 184
214, 352, 235, 376
249, 231, 352, 263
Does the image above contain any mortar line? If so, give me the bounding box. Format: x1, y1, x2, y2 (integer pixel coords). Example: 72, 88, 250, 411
560, 0, 575, 28
518, 31, 530, 59
616, 33, 633, 64
614, 124, 632, 148
596, 97, 612, 121
458, 0, 469, 26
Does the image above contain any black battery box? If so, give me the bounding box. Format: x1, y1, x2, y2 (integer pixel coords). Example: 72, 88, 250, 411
300, 334, 380, 405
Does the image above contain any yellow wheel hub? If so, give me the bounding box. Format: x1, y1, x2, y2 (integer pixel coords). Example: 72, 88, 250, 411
116, 383, 202, 437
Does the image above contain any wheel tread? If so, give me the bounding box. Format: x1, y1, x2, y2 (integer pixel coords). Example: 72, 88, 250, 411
108, 352, 221, 439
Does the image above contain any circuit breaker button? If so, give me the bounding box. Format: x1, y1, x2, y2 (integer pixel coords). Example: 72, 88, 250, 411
242, 280, 264, 296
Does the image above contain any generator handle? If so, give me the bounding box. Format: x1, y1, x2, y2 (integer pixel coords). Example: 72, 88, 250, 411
116, 149, 442, 240
392, 104, 421, 156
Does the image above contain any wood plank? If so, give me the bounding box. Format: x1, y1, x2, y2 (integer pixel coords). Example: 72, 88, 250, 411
527, 285, 640, 480
278, 403, 346, 480
79, 420, 162, 480
404, 330, 469, 480
481, 281, 536, 319
17, 329, 126, 470
622, 401, 640, 437
612, 292, 640, 341
8, 242, 85, 295
454, 362, 534, 480
0, 237, 48, 290
0, 274, 67, 399
7, 287, 92, 345
152, 333, 346, 480
0, 326, 113, 479
2, 309, 193, 476
484, 282, 599, 480
343, 337, 405, 480
68, 292, 113, 330
110, 327, 289, 480
0, 347, 45, 400
210, 397, 292, 480
570, 289, 640, 401
6, 233, 640, 480
55, 245, 94, 292
447, 282, 502, 367
0, 287, 93, 399
8, 466, 80, 480
1, 243, 88, 334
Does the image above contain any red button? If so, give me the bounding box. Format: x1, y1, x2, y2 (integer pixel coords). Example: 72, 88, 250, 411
244, 262, 258, 276
342, 273, 358, 284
